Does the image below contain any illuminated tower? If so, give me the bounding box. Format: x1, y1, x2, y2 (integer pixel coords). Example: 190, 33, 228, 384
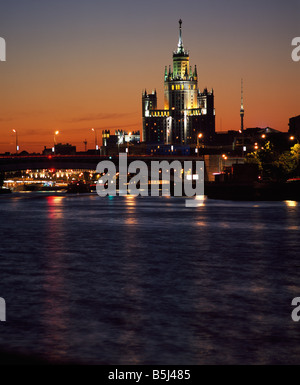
142, 20, 215, 145
240, 79, 244, 132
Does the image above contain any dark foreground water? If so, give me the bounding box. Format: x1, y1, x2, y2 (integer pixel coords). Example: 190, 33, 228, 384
0, 193, 300, 364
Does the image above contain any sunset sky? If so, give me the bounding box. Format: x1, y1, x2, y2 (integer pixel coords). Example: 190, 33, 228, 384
0, 0, 299, 153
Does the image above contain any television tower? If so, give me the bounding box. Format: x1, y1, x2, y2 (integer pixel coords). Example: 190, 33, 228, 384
240, 78, 244, 132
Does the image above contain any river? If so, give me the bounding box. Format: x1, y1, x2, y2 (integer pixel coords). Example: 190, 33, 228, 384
0, 193, 299, 364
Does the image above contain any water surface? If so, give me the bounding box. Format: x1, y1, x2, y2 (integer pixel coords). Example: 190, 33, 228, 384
0, 193, 299, 364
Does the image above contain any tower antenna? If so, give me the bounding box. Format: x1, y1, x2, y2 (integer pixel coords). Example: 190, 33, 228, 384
240, 78, 244, 132
177, 19, 184, 53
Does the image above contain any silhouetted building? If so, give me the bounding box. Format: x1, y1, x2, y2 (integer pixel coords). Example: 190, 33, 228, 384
213, 127, 290, 156
102, 130, 110, 147
43, 143, 76, 155
289, 115, 300, 139
106, 135, 119, 148
55, 143, 76, 155
124, 131, 140, 144
43, 146, 53, 155
146, 144, 190, 156
103, 130, 140, 147
142, 20, 215, 145
19, 150, 29, 156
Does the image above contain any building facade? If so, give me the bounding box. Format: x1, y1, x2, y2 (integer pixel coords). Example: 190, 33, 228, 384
289, 115, 300, 140
142, 20, 215, 145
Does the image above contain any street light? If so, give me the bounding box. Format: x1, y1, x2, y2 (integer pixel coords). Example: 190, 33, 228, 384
219, 154, 228, 173
196, 133, 203, 157
53, 131, 59, 153
290, 136, 299, 144
126, 132, 132, 154
12, 129, 19, 154
92, 128, 99, 151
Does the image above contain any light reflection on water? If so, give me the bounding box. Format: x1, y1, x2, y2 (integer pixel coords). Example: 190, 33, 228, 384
0, 193, 300, 364
43, 195, 69, 359
285, 200, 298, 207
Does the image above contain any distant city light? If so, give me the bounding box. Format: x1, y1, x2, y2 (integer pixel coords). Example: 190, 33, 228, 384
285, 200, 298, 207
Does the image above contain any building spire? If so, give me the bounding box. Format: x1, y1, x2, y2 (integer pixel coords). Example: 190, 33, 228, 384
194, 65, 198, 78
177, 19, 184, 53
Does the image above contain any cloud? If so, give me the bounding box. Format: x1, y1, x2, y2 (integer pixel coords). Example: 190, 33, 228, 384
68, 112, 137, 123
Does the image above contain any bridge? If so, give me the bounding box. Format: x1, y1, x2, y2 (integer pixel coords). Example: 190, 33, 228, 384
0, 154, 204, 173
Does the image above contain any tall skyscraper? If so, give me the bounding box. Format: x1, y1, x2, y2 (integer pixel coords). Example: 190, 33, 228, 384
142, 20, 215, 145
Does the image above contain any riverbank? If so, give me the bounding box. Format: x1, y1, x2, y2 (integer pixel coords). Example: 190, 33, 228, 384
205, 180, 300, 201
0, 188, 11, 194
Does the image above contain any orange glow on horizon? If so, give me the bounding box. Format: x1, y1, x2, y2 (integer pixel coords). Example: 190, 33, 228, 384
0, 7, 299, 154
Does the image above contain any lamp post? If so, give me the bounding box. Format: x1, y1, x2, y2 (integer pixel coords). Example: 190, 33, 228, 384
197, 133, 203, 157
219, 154, 228, 173
53, 131, 59, 153
126, 132, 132, 154
290, 136, 299, 144
92, 128, 99, 152
12, 129, 19, 154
